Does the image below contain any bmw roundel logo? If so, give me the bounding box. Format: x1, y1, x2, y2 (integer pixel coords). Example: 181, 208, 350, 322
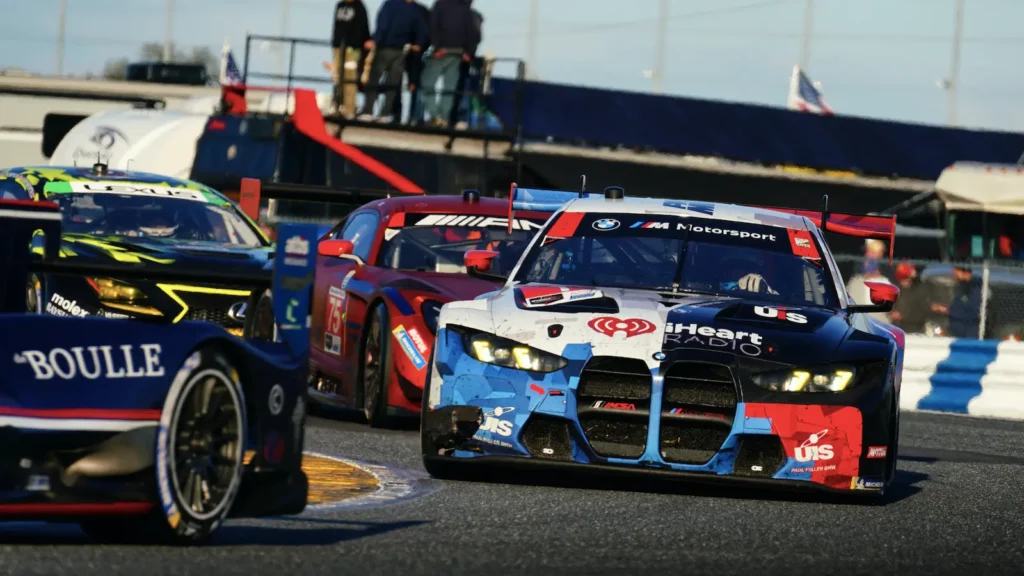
593, 218, 620, 231
652, 351, 666, 361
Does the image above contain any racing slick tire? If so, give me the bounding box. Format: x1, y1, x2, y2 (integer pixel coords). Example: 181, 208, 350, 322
244, 289, 276, 341
27, 274, 41, 313
359, 303, 396, 428
79, 348, 247, 545
419, 349, 469, 480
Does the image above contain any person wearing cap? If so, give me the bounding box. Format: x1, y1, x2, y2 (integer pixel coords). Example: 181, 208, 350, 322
941, 263, 989, 339
888, 262, 942, 333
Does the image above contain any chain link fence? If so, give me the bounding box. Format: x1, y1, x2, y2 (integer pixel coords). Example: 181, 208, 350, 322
834, 253, 1024, 341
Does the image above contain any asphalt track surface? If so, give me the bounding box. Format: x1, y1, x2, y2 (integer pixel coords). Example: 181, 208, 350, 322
2, 410, 1023, 576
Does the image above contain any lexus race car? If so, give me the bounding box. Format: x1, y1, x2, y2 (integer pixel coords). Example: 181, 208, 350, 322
0, 198, 318, 543
422, 186, 906, 497
3, 164, 272, 335
292, 187, 551, 427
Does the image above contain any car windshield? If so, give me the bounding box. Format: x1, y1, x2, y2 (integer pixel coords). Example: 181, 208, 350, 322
45, 183, 265, 247
378, 213, 546, 275
513, 212, 839, 308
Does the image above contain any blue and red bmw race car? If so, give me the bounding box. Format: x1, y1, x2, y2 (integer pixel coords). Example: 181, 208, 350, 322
0, 197, 319, 543
422, 186, 906, 498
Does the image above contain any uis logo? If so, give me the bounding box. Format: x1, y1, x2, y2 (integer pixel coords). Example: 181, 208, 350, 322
794, 429, 833, 462
592, 218, 620, 231
588, 316, 657, 339
754, 305, 807, 324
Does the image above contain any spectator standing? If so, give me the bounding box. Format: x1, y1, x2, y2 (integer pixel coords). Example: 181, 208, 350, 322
392, 0, 431, 124
447, 7, 483, 128
888, 262, 943, 334
421, 0, 480, 128
941, 264, 990, 339
358, 0, 428, 123
330, 0, 371, 118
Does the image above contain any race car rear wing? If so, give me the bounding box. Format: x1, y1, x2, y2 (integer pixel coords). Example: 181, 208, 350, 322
238, 177, 395, 223
755, 195, 897, 264
506, 182, 591, 234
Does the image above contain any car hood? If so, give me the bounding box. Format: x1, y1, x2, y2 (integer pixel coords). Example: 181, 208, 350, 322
381, 271, 504, 303
457, 283, 884, 366
59, 233, 273, 273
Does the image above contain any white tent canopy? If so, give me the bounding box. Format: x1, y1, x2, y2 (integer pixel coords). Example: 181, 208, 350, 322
934, 161, 1024, 215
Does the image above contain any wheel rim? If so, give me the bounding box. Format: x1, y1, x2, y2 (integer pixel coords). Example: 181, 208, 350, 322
26, 280, 38, 313
363, 316, 382, 416
170, 370, 243, 520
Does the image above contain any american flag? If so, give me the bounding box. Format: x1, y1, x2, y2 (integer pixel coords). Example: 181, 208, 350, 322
787, 65, 833, 115
220, 39, 244, 86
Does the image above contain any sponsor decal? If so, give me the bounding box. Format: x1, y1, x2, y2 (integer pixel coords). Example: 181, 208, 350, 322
268, 384, 284, 416
629, 221, 670, 229
592, 401, 636, 410
663, 200, 716, 216
521, 286, 603, 308
674, 222, 776, 241
754, 305, 807, 324
851, 477, 884, 490
284, 235, 310, 267
282, 298, 301, 330
794, 429, 833, 462
669, 407, 728, 421
787, 229, 821, 259
393, 325, 427, 370
97, 310, 131, 319
478, 406, 515, 437
413, 214, 543, 231
663, 323, 764, 356
407, 327, 429, 355
592, 218, 620, 231
227, 301, 247, 322
867, 446, 888, 459
65, 182, 208, 202
588, 316, 657, 338
14, 343, 164, 380
324, 286, 345, 355
46, 293, 89, 317
652, 351, 666, 361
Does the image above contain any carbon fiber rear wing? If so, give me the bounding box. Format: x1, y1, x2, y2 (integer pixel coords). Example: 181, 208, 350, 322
237, 178, 396, 224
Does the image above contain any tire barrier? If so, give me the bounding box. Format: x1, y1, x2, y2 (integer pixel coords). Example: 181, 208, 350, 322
901, 335, 1024, 420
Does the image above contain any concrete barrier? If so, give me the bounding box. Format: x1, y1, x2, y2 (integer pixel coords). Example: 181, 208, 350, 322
901, 334, 1024, 420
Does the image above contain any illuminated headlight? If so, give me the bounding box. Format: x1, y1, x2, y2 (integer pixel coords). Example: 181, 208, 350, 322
88, 278, 146, 302
751, 364, 857, 393
421, 300, 443, 334
452, 326, 568, 373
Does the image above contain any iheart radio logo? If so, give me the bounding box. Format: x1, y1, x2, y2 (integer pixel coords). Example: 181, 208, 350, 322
587, 317, 657, 338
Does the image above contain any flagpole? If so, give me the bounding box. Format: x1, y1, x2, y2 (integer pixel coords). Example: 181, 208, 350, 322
163, 0, 175, 62
526, 0, 539, 80
798, 0, 814, 70
948, 0, 964, 126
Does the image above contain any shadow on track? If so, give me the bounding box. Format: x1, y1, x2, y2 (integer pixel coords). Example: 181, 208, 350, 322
0, 518, 427, 547
309, 405, 419, 432
899, 446, 1024, 466
436, 464, 927, 506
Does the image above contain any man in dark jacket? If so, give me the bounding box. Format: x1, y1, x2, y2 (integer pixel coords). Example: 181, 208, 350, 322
421, 0, 480, 128
392, 0, 430, 124
330, 0, 371, 118
944, 264, 990, 338
357, 0, 428, 123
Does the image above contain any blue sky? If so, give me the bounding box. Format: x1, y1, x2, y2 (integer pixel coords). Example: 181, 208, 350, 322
3, 0, 1023, 131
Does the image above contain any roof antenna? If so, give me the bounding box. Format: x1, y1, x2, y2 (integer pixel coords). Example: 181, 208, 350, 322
580, 174, 587, 197
820, 194, 829, 233
126, 158, 133, 171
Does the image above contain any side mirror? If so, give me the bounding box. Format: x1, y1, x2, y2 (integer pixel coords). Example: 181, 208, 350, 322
318, 239, 355, 257
848, 281, 900, 314
464, 249, 499, 273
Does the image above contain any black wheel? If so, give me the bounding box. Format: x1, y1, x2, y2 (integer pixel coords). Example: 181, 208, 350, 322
360, 304, 395, 428
885, 390, 900, 487
243, 289, 275, 340
26, 275, 40, 313
80, 348, 247, 545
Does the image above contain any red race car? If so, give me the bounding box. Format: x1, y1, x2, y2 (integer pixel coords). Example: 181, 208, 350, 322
308, 190, 550, 427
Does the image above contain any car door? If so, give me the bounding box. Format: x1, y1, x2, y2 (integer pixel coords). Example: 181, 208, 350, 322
311, 210, 382, 401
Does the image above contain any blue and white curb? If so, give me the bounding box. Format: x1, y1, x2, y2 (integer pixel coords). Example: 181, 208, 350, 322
902, 335, 1024, 420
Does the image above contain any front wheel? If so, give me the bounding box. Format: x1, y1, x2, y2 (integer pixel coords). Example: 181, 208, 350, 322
360, 304, 395, 428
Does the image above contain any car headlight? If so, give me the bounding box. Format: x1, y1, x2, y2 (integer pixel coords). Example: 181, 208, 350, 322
452, 326, 568, 373
88, 277, 146, 302
421, 300, 443, 334
751, 364, 858, 393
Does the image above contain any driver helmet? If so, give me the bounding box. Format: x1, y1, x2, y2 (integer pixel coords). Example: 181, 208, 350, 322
137, 206, 179, 237
444, 227, 483, 243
